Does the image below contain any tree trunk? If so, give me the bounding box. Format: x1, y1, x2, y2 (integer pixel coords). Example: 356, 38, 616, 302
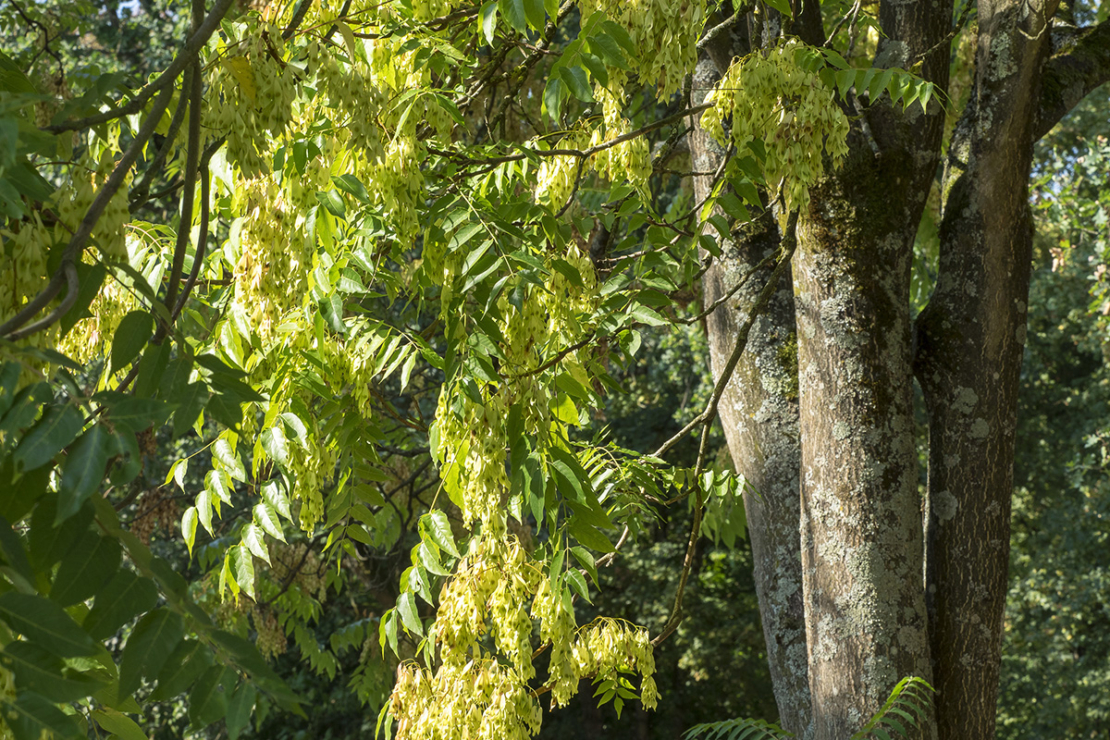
693, 21, 813, 738
915, 6, 1055, 739
696, 2, 1110, 738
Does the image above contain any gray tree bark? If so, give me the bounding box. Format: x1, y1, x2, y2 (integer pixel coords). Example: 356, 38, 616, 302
692, 1, 1110, 739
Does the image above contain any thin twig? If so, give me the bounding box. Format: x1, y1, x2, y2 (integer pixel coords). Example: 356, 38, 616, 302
651, 211, 798, 648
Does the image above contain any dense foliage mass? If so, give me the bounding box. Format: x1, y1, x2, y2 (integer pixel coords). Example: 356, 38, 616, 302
0, 0, 1106, 738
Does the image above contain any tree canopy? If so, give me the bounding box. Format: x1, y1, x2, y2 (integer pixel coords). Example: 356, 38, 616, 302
0, 0, 1108, 739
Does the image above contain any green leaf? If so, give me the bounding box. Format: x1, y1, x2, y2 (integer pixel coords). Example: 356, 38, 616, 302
1, 642, 103, 702
231, 544, 256, 598
261, 425, 290, 466
580, 52, 608, 87
332, 174, 369, 202
1, 692, 82, 740
600, 20, 636, 57
0, 512, 33, 588
315, 189, 346, 219
57, 425, 108, 523
568, 518, 615, 553
254, 502, 286, 542
12, 403, 83, 472
479, 0, 498, 43
421, 510, 460, 558
522, 0, 545, 30
543, 76, 565, 123
103, 396, 172, 434
212, 438, 247, 481
50, 529, 121, 606
564, 567, 591, 602
226, 681, 257, 740
0, 591, 98, 656
498, 0, 527, 34
92, 708, 149, 740
261, 480, 294, 523
763, 0, 793, 18
150, 639, 213, 700
172, 382, 208, 438
60, 262, 107, 336
419, 541, 450, 576
242, 523, 270, 565
397, 591, 423, 635
558, 66, 594, 102
182, 506, 198, 556
110, 310, 154, 373
119, 608, 185, 697
188, 665, 229, 728
84, 569, 160, 640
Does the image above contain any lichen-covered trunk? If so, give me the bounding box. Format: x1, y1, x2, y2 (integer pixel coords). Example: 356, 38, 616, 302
914, 6, 1054, 739
794, 157, 935, 740
691, 47, 812, 738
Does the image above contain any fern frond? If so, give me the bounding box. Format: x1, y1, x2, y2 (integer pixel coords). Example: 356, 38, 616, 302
850, 676, 936, 740
684, 717, 793, 740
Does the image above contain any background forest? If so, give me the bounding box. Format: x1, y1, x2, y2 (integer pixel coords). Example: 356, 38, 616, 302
0, 0, 1108, 739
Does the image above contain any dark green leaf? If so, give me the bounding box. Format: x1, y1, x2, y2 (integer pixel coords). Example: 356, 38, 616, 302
59, 262, 106, 336
151, 639, 213, 700
119, 608, 185, 696
84, 569, 160, 640
1, 692, 82, 740
522, 0, 545, 30
12, 403, 82, 472
1, 642, 103, 702
568, 518, 615, 553
57, 426, 108, 523
188, 665, 229, 728
558, 66, 594, 102
172, 382, 208, 437
50, 529, 121, 606
226, 681, 257, 740
110, 310, 154, 373
0, 512, 33, 587
0, 591, 98, 657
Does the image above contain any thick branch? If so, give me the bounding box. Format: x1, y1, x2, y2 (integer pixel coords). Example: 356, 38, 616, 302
42, 0, 235, 134
1033, 20, 1110, 140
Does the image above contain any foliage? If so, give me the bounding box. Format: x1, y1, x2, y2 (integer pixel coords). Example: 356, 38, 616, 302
684, 676, 934, 740
0, 0, 956, 738
997, 88, 1110, 739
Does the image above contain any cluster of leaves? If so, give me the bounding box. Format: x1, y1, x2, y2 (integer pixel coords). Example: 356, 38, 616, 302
0, 0, 948, 738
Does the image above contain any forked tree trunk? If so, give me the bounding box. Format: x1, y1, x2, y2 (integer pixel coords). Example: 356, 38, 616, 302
693, 1, 1110, 738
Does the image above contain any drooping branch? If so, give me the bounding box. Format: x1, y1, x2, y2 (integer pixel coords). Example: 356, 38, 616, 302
1033, 19, 1110, 140
0, 82, 177, 341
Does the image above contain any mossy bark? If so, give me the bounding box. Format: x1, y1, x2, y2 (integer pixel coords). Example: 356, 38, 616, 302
691, 41, 813, 738
915, 6, 1055, 739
